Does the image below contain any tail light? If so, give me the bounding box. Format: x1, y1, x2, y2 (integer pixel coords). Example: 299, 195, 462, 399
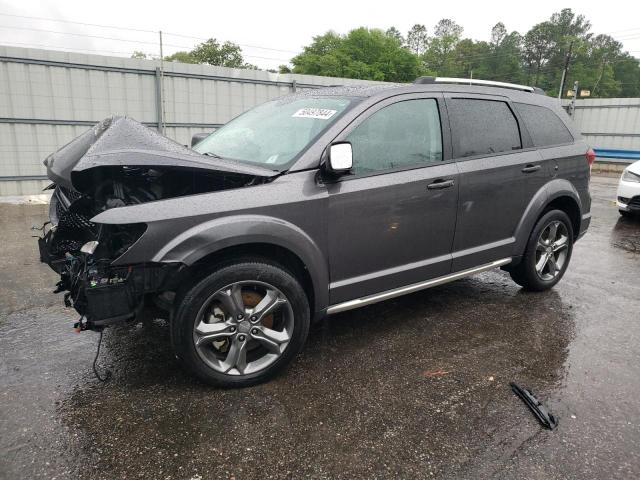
586, 147, 596, 167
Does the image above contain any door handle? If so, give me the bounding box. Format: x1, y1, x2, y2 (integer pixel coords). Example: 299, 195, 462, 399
427, 179, 455, 190
522, 164, 541, 173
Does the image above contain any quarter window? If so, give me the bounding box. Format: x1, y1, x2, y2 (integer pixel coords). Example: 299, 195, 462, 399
448, 99, 522, 158
346, 99, 443, 174
515, 102, 574, 147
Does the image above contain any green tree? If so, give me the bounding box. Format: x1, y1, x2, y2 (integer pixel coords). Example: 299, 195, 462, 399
163, 39, 256, 69
385, 27, 404, 45
490, 22, 508, 46
587, 35, 624, 97
189, 39, 256, 68
522, 9, 593, 94
613, 55, 640, 97
288, 9, 639, 98
406, 24, 428, 55
486, 25, 524, 83
434, 19, 463, 39
423, 19, 464, 75
451, 38, 491, 79
522, 22, 555, 87
291, 28, 422, 82
131, 51, 150, 59
164, 51, 196, 63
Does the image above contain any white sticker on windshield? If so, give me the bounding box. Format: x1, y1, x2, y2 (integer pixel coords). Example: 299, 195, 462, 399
292, 108, 337, 120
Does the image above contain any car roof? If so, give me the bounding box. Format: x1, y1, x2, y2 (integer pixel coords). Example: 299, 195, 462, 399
291, 82, 559, 108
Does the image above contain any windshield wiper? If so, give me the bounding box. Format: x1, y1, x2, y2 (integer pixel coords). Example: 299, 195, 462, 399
203, 152, 223, 159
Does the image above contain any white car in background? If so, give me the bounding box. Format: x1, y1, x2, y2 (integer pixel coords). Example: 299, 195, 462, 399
617, 160, 640, 217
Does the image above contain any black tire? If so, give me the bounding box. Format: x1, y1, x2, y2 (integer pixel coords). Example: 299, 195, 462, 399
509, 209, 574, 292
172, 260, 310, 387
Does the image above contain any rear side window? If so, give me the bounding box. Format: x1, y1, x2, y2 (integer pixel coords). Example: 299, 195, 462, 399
346, 99, 443, 174
447, 99, 522, 158
515, 102, 574, 147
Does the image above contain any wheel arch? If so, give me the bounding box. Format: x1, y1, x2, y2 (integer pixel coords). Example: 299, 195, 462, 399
542, 195, 581, 239
184, 242, 317, 318
513, 180, 583, 258
153, 215, 328, 315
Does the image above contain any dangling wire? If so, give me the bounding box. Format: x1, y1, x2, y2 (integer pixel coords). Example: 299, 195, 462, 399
92, 330, 112, 382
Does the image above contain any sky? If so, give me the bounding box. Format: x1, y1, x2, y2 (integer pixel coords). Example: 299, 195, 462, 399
0, 0, 639, 70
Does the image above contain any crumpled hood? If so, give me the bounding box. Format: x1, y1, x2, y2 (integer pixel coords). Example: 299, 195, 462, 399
43, 116, 278, 190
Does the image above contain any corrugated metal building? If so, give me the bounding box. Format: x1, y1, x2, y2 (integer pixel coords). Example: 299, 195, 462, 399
569, 98, 640, 150
0, 46, 381, 195
2, 45, 639, 195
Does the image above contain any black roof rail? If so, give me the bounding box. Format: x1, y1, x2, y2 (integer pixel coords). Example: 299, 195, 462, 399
413, 76, 436, 84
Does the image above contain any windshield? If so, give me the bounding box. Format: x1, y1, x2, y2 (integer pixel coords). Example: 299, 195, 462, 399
193, 96, 354, 169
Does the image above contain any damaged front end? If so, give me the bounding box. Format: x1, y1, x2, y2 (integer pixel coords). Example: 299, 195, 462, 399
37, 116, 277, 330
38, 191, 178, 329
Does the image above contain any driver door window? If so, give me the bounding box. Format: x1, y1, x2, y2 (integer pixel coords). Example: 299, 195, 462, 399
346, 99, 443, 175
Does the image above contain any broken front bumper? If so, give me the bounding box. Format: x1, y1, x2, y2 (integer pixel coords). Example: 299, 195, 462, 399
38, 218, 182, 329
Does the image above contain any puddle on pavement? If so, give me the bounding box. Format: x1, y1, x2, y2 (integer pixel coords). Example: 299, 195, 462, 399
51, 273, 575, 479
612, 216, 640, 253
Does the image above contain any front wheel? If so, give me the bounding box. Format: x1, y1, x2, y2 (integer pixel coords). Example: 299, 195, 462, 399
509, 210, 574, 291
172, 260, 310, 387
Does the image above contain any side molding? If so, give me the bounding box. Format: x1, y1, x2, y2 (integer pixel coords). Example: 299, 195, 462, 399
328, 258, 512, 314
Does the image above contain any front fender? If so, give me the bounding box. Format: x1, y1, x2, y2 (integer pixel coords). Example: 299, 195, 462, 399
151, 214, 329, 312
512, 179, 583, 256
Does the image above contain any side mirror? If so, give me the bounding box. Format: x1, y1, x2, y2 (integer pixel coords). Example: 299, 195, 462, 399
191, 132, 210, 147
327, 142, 353, 173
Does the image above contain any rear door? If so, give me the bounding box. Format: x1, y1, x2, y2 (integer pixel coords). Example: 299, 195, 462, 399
444, 94, 549, 271
513, 102, 589, 211
326, 94, 459, 305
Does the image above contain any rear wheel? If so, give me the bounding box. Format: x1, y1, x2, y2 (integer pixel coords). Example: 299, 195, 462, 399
509, 210, 573, 291
172, 260, 310, 387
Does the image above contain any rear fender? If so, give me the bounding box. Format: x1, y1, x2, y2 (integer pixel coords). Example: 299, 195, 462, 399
512, 179, 582, 257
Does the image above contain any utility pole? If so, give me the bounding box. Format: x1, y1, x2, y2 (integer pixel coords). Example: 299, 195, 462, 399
558, 40, 573, 99
158, 30, 166, 135
569, 80, 579, 117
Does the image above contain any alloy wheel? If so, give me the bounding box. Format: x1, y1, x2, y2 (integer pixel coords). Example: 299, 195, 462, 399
192, 281, 294, 376
535, 220, 569, 281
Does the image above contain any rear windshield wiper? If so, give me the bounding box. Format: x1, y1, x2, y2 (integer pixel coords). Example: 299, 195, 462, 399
203, 152, 223, 159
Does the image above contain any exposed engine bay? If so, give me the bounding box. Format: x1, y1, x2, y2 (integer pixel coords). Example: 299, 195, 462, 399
37, 116, 276, 330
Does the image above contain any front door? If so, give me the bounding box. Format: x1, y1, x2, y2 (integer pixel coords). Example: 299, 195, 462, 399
326, 95, 459, 305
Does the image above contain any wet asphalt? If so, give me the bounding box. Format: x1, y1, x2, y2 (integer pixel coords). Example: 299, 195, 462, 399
0, 176, 639, 480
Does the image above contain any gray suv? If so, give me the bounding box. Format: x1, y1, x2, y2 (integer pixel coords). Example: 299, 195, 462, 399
38, 77, 592, 387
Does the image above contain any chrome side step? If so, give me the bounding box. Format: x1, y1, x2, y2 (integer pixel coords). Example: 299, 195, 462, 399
326, 258, 512, 315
